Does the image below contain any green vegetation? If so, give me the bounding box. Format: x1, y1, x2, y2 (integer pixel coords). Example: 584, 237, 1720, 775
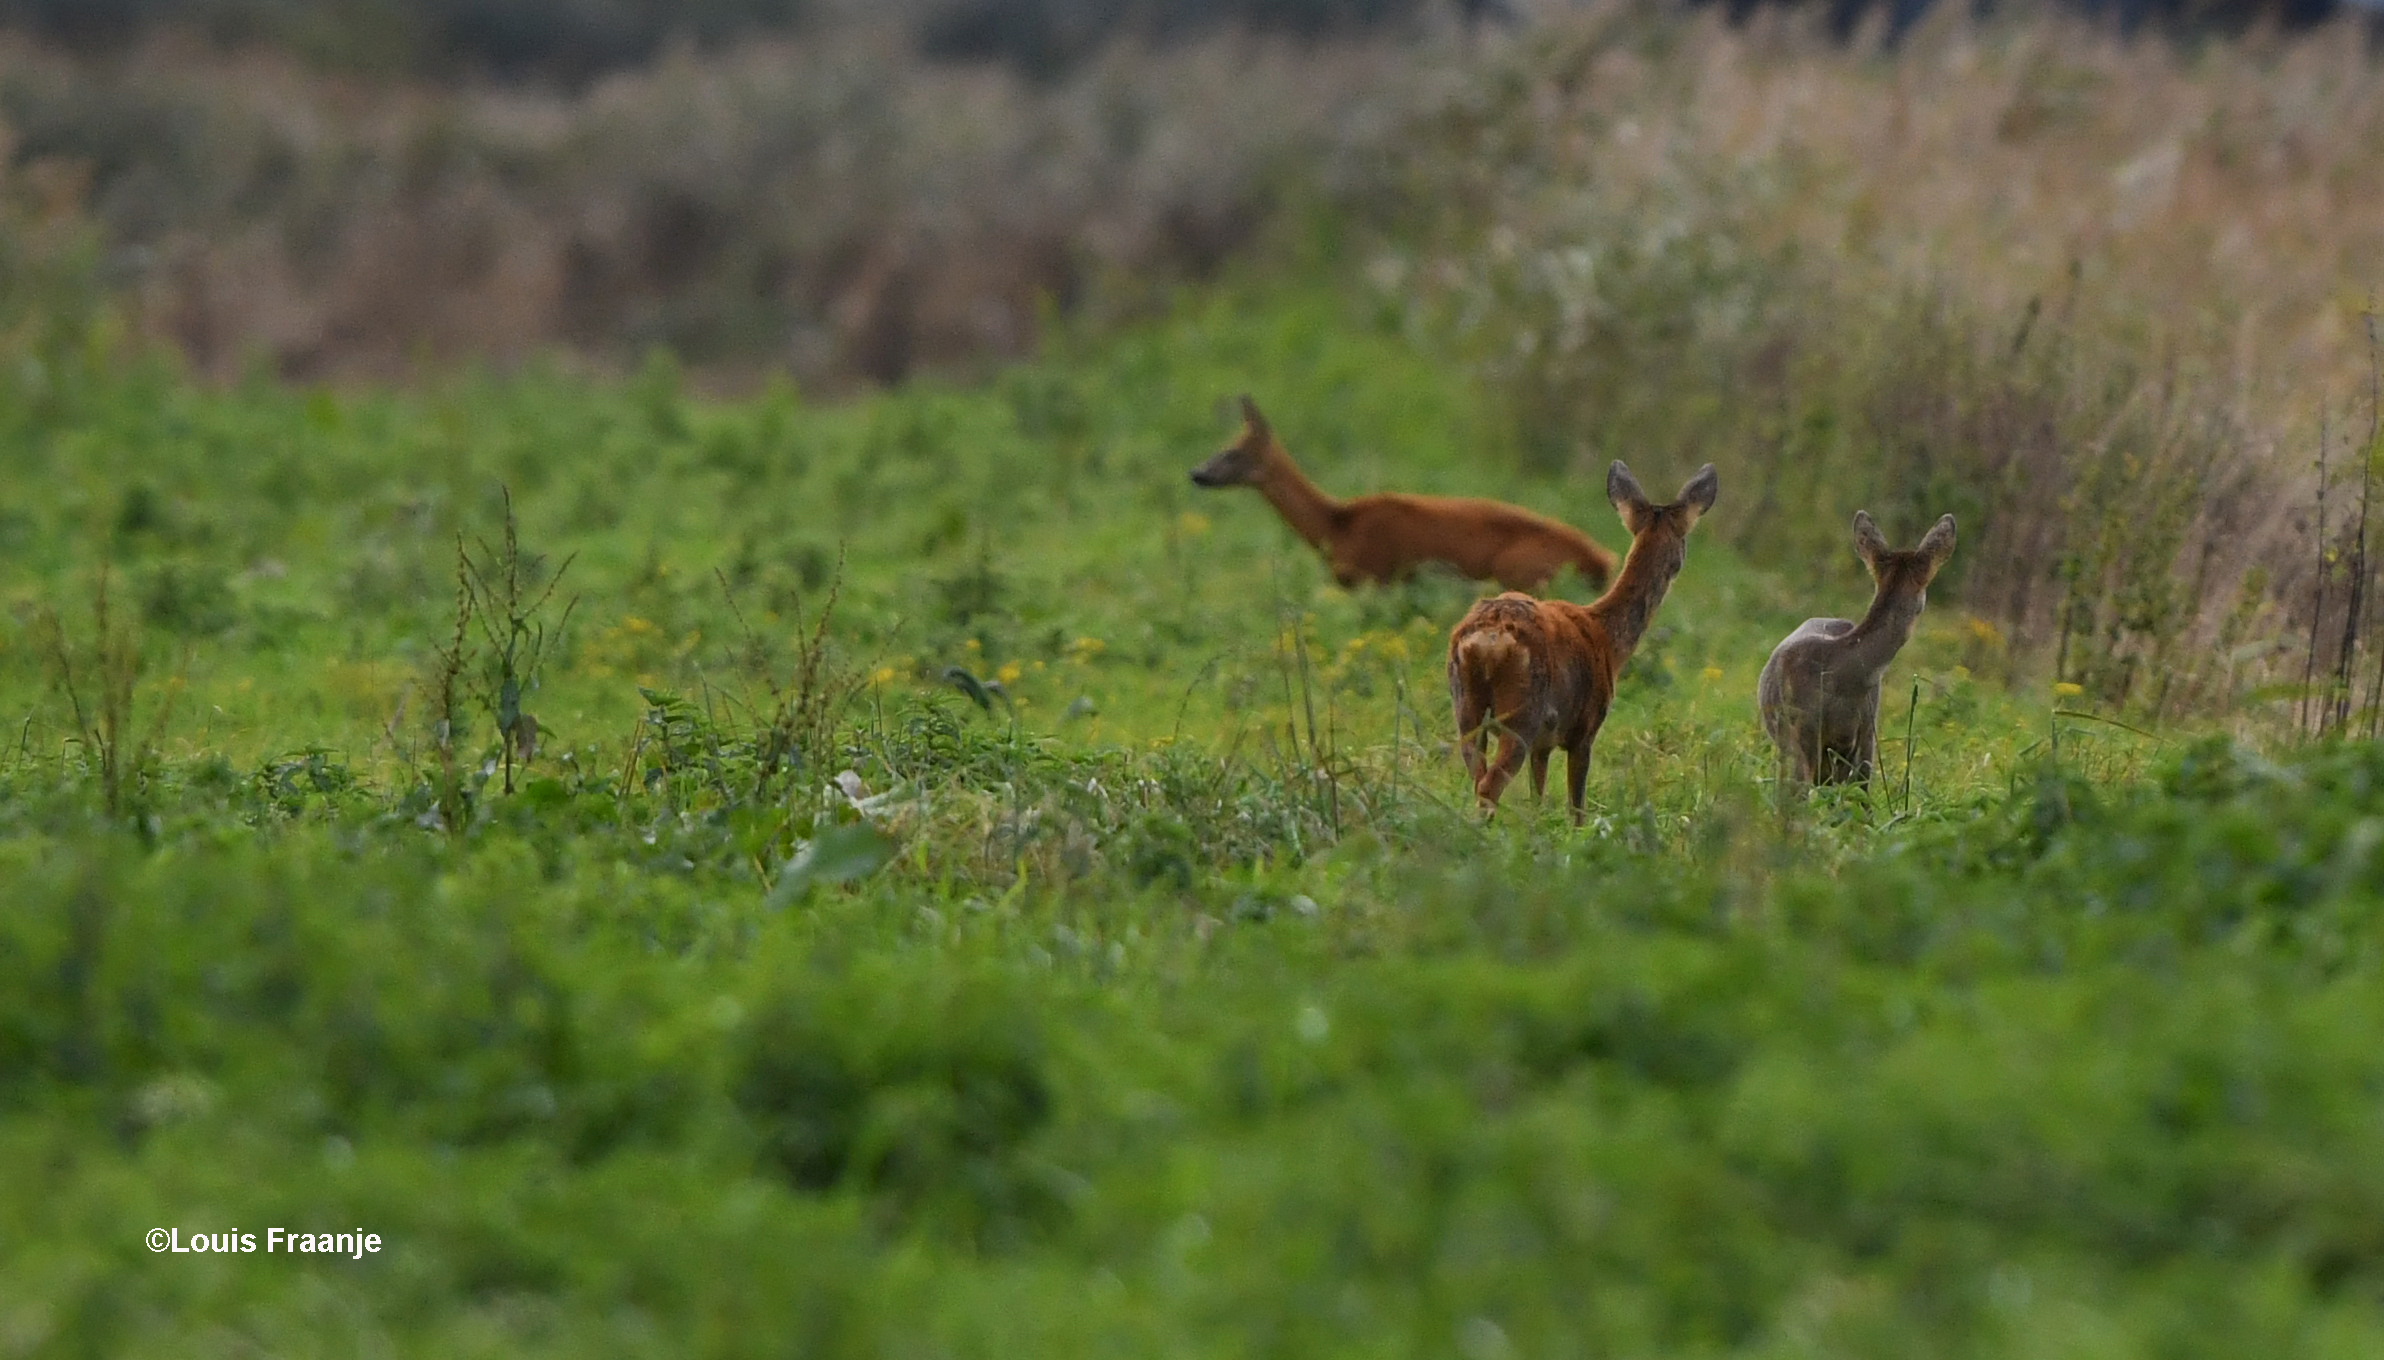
1, 2, 2381, 1353
3, 267, 2380, 1355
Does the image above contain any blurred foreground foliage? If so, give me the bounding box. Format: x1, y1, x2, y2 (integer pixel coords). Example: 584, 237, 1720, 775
5, 735, 2384, 1354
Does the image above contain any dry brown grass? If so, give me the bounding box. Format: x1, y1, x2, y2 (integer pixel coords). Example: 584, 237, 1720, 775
0, 23, 1423, 388
1375, 3, 2384, 718
1667, 8, 2379, 437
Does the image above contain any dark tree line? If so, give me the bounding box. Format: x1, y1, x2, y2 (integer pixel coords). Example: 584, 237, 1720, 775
1720, 0, 2349, 44
0, 0, 813, 76
916, 0, 1519, 78
0, 0, 1505, 80
0, 0, 2361, 82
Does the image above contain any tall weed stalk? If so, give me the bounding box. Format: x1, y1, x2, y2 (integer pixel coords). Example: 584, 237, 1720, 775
37, 566, 183, 820
461, 488, 577, 796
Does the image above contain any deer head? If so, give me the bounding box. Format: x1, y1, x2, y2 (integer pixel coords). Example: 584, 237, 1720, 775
1607, 461, 1719, 539
1852, 511, 1957, 597
1189, 394, 1277, 488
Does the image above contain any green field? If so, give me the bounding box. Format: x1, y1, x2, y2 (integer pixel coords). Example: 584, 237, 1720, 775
3, 282, 2381, 1358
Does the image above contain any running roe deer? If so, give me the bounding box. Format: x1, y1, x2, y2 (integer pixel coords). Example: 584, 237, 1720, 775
1190, 396, 1617, 592
1447, 461, 1719, 823
1757, 511, 1957, 787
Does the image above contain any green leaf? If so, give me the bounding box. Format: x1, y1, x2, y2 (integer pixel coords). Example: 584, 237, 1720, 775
518, 777, 572, 809
768, 822, 895, 908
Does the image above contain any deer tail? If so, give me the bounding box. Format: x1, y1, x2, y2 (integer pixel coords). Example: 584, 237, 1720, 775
1452, 624, 1531, 707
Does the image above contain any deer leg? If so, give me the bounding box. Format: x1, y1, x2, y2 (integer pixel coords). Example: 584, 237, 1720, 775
1771, 721, 1809, 793
1564, 713, 1606, 826
1806, 721, 1833, 786
1529, 748, 1550, 800
1476, 727, 1527, 811
1564, 741, 1591, 826
1824, 735, 1868, 786
1773, 747, 1801, 803
1452, 683, 1491, 788
1817, 745, 1845, 785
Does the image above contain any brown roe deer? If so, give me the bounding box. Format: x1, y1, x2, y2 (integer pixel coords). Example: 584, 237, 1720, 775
1190, 396, 1617, 592
1757, 511, 1956, 787
1447, 461, 1719, 823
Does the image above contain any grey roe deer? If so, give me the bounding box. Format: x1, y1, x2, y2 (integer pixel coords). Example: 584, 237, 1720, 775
1447, 461, 1719, 823
1758, 511, 1957, 787
1190, 395, 1617, 592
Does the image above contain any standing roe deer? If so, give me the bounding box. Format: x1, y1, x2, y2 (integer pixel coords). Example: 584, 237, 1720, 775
1190, 395, 1617, 592
1447, 461, 1719, 823
1757, 511, 1957, 787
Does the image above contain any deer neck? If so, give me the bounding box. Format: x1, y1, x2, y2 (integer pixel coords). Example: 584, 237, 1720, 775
1255, 448, 1344, 552
1588, 535, 1685, 666
1835, 584, 1927, 678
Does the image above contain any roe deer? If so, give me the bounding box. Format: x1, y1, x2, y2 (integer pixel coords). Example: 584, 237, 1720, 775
1447, 461, 1719, 823
1190, 396, 1617, 592
1757, 511, 1956, 788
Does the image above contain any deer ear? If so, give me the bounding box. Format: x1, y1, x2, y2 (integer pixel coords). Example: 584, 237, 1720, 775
1238, 394, 1268, 434
1607, 461, 1651, 523
1853, 511, 1889, 564
1917, 513, 1957, 568
1677, 464, 1718, 525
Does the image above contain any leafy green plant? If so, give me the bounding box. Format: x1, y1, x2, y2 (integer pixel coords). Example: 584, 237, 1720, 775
35, 566, 182, 819
461, 487, 577, 796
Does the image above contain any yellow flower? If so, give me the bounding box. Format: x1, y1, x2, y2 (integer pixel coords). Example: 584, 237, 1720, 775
963, 638, 981, 652
1966, 615, 2005, 647
1068, 636, 1107, 663
1177, 511, 1212, 537
2053, 681, 2084, 697
997, 661, 1022, 685
870, 666, 898, 685
1700, 666, 1724, 682
624, 616, 656, 634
